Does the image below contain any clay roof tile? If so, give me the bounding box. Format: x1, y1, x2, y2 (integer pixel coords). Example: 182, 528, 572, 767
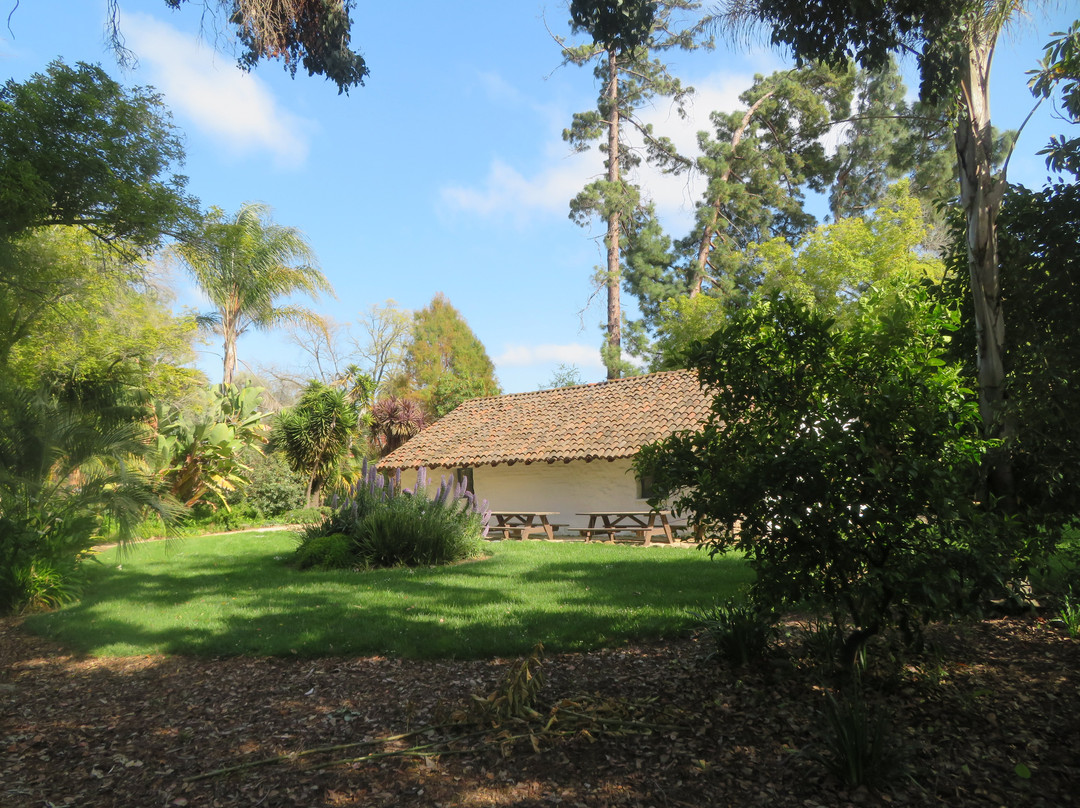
382, 369, 711, 469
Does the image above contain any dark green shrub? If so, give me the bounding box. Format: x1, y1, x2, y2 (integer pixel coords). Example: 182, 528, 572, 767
294, 533, 353, 570
693, 598, 775, 665
355, 494, 484, 567
280, 506, 331, 525
638, 282, 1009, 670
187, 501, 263, 532
244, 450, 307, 516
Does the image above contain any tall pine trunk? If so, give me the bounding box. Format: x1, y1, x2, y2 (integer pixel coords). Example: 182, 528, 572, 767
693, 90, 775, 295
604, 46, 622, 379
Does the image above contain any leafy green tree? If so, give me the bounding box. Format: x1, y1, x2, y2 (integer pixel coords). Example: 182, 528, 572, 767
623, 61, 958, 361
0, 60, 196, 253
174, 202, 332, 385
404, 293, 499, 417
648, 181, 942, 368
647, 293, 729, 370
562, 1, 711, 378
0, 229, 203, 403
623, 63, 851, 359
272, 381, 359, 507
749, 180, 943, 320
637, 280, 1002, 667
1030, 20, 1080, 177
720, 0, 1033, 503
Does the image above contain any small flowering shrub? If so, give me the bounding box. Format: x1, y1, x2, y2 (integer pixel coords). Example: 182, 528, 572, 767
294, 462, 490, 569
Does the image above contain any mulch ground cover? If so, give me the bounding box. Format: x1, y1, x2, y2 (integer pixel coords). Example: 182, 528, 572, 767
2, 614, 1077, 807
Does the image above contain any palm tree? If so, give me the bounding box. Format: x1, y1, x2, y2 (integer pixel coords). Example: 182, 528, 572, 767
0, 378, 181, 613
174, 202, 333, 385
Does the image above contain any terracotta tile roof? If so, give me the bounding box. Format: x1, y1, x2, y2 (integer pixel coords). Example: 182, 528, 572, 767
381, 369, 711, 469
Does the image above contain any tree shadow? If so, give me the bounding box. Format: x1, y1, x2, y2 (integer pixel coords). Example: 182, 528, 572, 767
23, 540, 751, 659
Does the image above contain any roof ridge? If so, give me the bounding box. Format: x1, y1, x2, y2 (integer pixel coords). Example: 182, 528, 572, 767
467, 368, 696, 403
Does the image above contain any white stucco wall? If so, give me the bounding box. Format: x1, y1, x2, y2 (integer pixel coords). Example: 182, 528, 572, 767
389, 460, 667, 533
476, 458, 659, 530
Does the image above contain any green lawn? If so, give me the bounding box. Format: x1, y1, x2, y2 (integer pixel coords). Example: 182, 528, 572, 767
22, 531, 752, 659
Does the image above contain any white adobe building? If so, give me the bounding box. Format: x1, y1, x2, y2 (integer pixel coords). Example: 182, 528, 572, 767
380, 369, 711, 532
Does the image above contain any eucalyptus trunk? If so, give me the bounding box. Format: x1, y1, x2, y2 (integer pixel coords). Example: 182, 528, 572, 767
954, 26, 1013, 505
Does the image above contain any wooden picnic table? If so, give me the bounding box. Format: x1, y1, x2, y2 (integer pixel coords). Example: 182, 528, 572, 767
575, 511, 675, 545
487, 511, 562, 541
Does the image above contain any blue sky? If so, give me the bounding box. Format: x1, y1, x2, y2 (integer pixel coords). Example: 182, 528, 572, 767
2, 1, 1077, 393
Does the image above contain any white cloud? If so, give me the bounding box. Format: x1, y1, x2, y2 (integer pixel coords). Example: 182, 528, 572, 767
494, 342, 604, 368
123, 13, 312, 167
630, 72, 755, 225
440, 71, 761, 233
440, 153, 595, 224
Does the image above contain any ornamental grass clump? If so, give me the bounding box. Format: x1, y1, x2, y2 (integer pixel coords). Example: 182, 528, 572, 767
295, 462, 490, 569
693, 597, 775, 666
808, 683, 898, 788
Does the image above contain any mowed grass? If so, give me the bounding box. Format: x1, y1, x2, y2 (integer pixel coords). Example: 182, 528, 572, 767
22, 531, 752, 659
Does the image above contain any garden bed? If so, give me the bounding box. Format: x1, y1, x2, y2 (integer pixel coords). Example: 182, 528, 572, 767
2, 615, 1077, 807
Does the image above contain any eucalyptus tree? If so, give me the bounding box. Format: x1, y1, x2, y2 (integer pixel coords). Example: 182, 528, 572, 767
1030, 21, 1080, 176
560, 0, 712, 378
719, 0, 1038, 503
174, 202, 332, 386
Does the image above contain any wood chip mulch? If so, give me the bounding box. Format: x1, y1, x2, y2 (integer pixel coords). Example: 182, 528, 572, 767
1, 614, 1077, 807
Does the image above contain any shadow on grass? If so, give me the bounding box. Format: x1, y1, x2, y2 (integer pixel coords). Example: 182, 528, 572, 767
23, 539, 752, 660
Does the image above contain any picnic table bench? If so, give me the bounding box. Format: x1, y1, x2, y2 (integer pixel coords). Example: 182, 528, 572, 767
487, 511, 563, 541
575, 511, 675, 545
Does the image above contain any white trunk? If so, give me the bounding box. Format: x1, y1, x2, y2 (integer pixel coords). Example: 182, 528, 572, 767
954, 27, 1012, 501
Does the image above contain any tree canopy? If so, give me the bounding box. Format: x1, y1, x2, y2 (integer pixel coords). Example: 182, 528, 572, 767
645, 180, 943, 369
404, 293, 500, 417
102, 0, 369, 93
720, 0, 1032, 504
562, 1, 711, 378
0, 60, 196, 252
637, 280, 1004, 666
